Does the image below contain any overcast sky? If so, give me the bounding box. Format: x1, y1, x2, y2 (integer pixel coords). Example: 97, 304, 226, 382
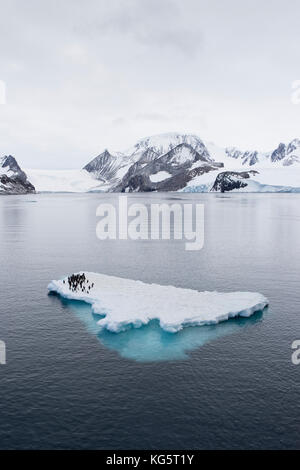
1, 0, 300, 168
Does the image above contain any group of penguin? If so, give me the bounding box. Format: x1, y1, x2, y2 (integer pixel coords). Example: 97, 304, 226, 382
63, 273, 94, 294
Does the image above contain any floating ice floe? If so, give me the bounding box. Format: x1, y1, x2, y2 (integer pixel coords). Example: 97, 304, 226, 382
48, 272, 268, 333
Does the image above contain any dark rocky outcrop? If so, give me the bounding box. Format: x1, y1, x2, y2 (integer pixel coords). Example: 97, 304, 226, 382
83, 150, 120, 182
0, 155, 35, 194
270, 143, 286, 162
211, 171, 259, 193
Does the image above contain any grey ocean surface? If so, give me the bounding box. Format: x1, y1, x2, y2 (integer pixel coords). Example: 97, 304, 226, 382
0, 193, 299, 449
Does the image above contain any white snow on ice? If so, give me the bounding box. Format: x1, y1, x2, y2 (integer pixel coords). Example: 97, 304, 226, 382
48, 272, 268, 333
150, 171, 172, 183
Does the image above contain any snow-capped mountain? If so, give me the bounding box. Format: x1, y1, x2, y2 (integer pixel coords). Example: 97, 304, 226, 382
113, 141, 223, 192
269, 139, 300, 165
14, 132, 300, 193
125, 132, 214, 163
0, 155, 35, 194
83, 149, 134, 183
83, 132, 214, 190
215, 138, 300, 168
83, 133, 222, 192
225, 148, 260, 166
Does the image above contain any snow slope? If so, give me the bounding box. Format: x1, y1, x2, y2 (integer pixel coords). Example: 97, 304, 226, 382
150, 171, 172, 183
251, 167, 300, 188
25, 169, 106, 193
48, 272, 268, 333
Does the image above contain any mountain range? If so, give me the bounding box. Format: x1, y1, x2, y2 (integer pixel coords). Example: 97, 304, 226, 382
2, 132, 300, 194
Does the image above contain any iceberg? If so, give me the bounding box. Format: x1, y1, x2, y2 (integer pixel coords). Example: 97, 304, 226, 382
48, 272, 268, 333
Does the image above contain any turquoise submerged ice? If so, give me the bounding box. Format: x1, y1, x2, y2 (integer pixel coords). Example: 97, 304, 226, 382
48, 272, 268, 333
67, 302, 266, 362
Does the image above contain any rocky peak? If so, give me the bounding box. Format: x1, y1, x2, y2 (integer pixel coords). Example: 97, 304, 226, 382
270, 143, 286, 162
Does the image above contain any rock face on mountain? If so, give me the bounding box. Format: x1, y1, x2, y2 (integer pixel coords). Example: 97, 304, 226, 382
83, 149, 132, 183
211, 171, 259, 192
120, 163, 224, 192
226, 148, 259, 166
269, 139, 300, 164
113, 142, 223, 192
225, 147, 259, 166
0, 155, 35, 194
270, 143, 286, 162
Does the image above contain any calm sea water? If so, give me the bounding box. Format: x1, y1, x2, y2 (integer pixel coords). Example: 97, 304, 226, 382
0, 193, 300, 449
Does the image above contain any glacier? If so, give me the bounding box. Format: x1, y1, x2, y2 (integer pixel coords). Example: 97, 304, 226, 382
24, 169, 106, 193
48, 272, 268, 333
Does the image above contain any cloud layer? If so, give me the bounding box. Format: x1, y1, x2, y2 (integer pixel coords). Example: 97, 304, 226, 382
0, 0, 300, 168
